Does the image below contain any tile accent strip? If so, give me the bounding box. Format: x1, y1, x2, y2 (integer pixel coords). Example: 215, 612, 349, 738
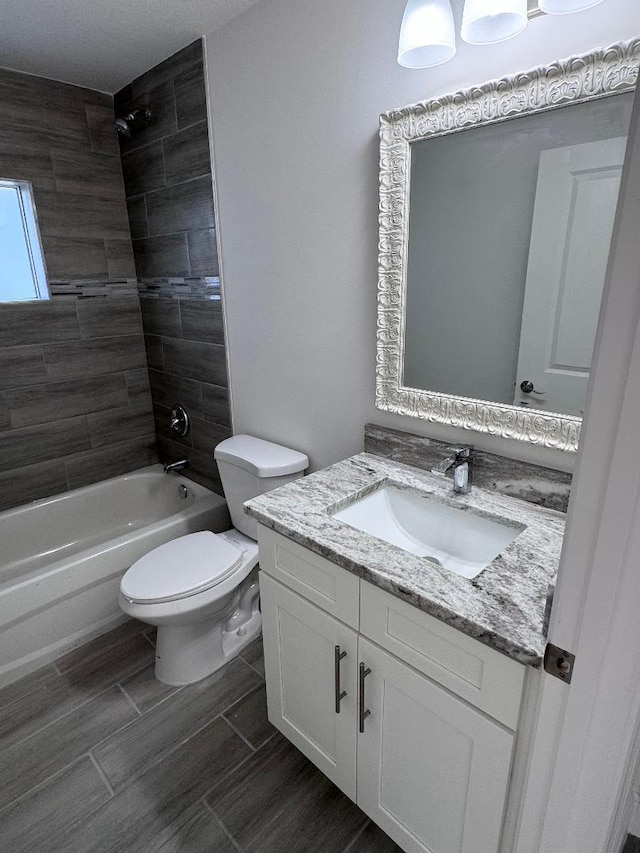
48, 279, 139, 299
364, 423, 572, 513
137, 276, 221, 301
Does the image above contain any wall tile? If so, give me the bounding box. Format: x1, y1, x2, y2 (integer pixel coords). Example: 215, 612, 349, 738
7, 375, 129, 428
140, 297, 181, 338
44, 335, 147, 380
105, 241, 137, 279
85, 104, 120, 156
65, 435, 158, 489
174, 60, 207, 131
126, 195, 148, 240
145, 177, 214, 236
126, 368, 154, 400
162, 337, 227, 386
202, 383, 231, 429
50, 148, 126, 200
0, 393, 9, 430
41, 235, 109, 279
180, 299, 223, 344
0, 459, 68, 512
0, 345, 47, 390
122, 40, 202, 105
77, 297, 142, 339
187, 228, 218, 276
0, 416, 91, 473
88, 406, 155, 448
163, 121, 211, 185
148, 369, 203, 415
190, 414, 231, 454
121, 141, 166, 197
0, 301, 79, 347
37, 189, 131, 241
144, 334, 164, 370
133, 234, 190, 277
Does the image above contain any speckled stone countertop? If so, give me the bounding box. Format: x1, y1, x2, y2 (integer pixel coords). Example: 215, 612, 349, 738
245, 453, 566, 667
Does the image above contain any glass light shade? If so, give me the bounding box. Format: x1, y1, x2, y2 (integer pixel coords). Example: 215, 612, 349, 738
461, 0, 528, 44
397, 0, 456, 68
538, 0, 604, 12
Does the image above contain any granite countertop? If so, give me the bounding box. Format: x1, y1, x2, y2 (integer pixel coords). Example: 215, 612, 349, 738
245, 453, 566, 667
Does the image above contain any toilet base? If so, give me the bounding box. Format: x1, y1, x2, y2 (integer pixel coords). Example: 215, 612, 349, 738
154, 569, 262, 685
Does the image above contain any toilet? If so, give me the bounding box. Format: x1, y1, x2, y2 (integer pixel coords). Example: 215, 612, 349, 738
118, 435, 309, 685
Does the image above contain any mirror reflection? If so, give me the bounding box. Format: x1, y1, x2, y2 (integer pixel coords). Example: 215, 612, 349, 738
403, 93, 634, 418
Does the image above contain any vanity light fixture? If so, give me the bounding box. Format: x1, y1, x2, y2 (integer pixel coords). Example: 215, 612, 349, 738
398, 0, 607, 67
397, 0, 457, 68
538, 0, 604, 12
461, 0, 528, 44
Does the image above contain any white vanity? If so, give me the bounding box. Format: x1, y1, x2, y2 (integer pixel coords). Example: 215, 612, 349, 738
246, 451, 565, 853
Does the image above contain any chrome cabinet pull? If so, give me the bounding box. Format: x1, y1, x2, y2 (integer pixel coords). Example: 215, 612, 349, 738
334, 645, 347, 713
359, 662, 371, 732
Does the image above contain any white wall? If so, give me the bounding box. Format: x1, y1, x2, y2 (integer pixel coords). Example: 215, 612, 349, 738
205, 0, 640, 473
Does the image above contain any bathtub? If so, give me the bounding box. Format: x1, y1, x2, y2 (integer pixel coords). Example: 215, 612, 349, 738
0, 465, 230, 687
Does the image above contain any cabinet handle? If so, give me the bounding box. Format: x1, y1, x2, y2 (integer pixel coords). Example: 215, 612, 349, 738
334, 645, 347, 713
359, 662, 371, 733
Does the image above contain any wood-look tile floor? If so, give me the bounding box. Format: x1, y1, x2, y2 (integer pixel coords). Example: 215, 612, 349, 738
0, 621, 401, 853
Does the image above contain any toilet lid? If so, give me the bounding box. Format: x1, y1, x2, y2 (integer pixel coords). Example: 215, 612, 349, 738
121, 531, 244, 604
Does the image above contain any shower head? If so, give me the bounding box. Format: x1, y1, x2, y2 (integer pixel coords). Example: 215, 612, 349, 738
115, 106, 152, 139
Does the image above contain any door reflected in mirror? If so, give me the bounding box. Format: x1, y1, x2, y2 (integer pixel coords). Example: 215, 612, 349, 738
402, 93, 633, 419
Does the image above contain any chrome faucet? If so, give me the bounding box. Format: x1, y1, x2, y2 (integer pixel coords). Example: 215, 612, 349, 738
163, 459, 189, 473
433, 446, 473, 494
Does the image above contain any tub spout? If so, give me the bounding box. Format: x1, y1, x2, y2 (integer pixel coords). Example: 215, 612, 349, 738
163, 459, 189, 473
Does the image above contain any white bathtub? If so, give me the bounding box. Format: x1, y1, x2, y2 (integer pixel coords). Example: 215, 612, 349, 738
0, 465, 229, 687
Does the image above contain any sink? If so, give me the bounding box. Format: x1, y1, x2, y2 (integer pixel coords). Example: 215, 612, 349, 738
331, 484, 524, 579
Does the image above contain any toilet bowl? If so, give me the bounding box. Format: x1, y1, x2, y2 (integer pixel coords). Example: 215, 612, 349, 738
119, 435, 308, 685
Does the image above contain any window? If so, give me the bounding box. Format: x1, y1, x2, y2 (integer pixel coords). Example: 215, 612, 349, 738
0, 179, 49, 302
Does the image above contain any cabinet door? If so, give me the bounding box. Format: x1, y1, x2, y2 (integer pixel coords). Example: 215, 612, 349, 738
357, 638, 514, 853
260, 572, 358, 799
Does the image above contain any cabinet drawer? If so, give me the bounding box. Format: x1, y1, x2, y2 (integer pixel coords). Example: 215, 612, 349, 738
360, 581, 524, 728
257, 526, 360, 629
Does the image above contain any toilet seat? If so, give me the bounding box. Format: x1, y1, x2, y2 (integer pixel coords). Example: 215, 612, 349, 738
121, 531, 244, 604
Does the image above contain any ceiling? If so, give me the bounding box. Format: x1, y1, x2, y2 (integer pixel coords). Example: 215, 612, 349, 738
0, 0, 263, 93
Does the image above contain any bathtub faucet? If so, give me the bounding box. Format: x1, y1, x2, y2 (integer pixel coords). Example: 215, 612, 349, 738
163, 459, 189, 473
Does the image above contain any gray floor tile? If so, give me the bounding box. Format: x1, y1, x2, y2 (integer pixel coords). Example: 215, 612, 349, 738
58, 634, 156, 694
93, 657, 261, 790
207, 733, 367, 852
119, 664, 180, 714
0, 757, 111, 853
54, 621, 146, 673
0, 663, 59, 712
240, 635, 266, 677
345, 822, 404, 853
60, 717, 250, 853
0, 686, 138, 811
223, 684, 275, 750
143, 802, 236, 853
0, 673, 80, 751
623, 836, 640, 853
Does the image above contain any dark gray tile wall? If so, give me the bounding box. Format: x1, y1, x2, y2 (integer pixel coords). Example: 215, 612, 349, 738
0, 67, 135, 279
0, 68, 158, 512
116, 41, 232, 495
0, 295, 157, 512
115, 40, 218, 279
141, 296, 231, 493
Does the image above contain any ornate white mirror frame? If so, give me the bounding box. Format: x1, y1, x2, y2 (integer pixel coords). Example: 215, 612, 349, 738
376, 39, 640, 453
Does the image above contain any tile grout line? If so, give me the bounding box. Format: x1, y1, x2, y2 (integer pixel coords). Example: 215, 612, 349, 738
0, 753, 100, 817
220, 713, 259, 753
116, 681, 143, 717
88, 750, 116, 797
342, 820, 372, 853
201, 801, 244, 852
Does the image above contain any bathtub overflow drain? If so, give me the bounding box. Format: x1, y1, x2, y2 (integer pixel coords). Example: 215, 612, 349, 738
178, 484, 189, 499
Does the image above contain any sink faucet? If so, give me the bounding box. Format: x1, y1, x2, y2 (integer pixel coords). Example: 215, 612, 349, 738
433, 446, 473, 495
163, 459, 189, 473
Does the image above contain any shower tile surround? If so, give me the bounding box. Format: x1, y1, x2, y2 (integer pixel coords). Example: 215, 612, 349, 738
0, 41, 231, 509
115, 40, 232, 493
0, 66, 157, 512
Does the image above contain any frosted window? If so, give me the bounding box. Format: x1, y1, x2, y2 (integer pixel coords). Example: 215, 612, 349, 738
0, 180, 49, 302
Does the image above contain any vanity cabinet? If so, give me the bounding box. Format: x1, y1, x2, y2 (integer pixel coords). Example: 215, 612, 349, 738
259, 526, 527, 853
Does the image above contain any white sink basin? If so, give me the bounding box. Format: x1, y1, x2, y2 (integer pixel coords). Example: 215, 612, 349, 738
331, 484, 524, 579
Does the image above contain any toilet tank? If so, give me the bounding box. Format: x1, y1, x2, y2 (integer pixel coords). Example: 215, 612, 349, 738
214, 435, 309, 540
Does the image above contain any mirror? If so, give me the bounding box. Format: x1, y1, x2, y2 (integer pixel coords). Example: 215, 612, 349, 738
376, 39, 640, 452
